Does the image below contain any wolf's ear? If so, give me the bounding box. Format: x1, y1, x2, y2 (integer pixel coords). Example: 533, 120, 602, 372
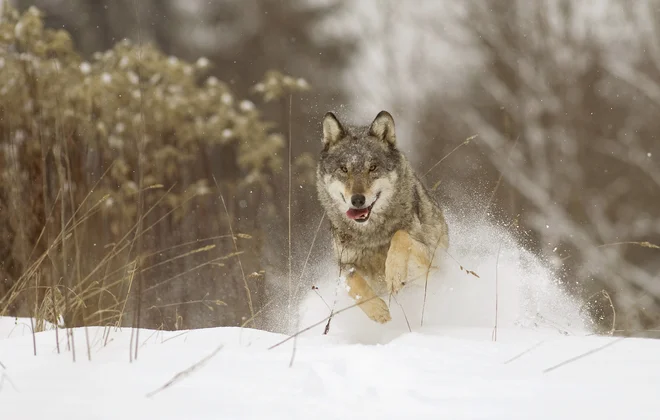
322, 112, 345, 147
369, 110, 396, 145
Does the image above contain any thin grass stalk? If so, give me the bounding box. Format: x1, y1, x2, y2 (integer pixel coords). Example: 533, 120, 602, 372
212, 176, 254, 322
287, 93, 293, 332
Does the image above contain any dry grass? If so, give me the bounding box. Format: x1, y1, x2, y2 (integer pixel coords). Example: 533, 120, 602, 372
579, 290, 617, 335
492, 243, 501, 342
145, 344, 225, 398
1, 4, 302, 347
1, 171, 247, 331
542, 337, 626, 374
213, 175, 254, 323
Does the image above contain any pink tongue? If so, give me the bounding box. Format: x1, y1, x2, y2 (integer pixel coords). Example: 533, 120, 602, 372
346, 208, 369, 219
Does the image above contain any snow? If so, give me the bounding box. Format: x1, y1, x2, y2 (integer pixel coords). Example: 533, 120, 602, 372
1, 320, 659, 419
1, 216, 659, 419
294, 212, 590, 343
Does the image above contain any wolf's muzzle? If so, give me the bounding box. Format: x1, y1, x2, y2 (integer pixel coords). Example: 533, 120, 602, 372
346, 192, 380, 223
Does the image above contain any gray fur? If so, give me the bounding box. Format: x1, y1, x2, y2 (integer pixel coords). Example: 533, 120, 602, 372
316, 111, 449, 304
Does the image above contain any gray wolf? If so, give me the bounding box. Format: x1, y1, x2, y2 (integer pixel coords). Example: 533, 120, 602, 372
316, 111, 449, 323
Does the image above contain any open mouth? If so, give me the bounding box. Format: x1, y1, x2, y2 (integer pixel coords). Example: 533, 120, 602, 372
346, 193, 380, 223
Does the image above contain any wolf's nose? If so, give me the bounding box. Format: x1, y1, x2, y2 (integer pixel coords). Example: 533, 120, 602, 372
351, 194, 366, 208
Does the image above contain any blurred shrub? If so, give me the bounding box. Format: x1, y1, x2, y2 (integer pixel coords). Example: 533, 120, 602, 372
0, 5, 309, 330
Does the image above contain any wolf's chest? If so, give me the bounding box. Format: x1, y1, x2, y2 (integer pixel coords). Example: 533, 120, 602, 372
333, 237, 388, 272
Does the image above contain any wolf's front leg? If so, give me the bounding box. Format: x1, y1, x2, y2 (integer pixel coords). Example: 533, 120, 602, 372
386, 230, 435, 294
345, 270, 391, 324
385, 230, 413, 295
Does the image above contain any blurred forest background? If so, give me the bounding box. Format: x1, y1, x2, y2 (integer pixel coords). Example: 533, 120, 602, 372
1, 0, 659, 336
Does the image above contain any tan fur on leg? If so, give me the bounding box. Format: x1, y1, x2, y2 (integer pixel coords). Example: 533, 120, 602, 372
409, 242, 431, 270
346, 271, 391, 323
405, 240, 438, 291
388, 232, 446, 292
408, 231, 448, 285
385, 230, 413, 295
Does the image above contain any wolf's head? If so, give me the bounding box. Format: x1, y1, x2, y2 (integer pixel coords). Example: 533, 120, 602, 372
316, 111, 403, 226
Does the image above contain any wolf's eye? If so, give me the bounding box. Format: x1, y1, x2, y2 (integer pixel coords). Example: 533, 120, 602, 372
369, 164, 378, 172
340, 166, 348, 173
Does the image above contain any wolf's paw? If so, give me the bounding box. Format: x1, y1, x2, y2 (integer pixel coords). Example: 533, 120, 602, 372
360, 297, 391, 324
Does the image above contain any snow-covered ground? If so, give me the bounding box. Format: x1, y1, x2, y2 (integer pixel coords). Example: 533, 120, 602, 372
1, 216, 659, 419
1, 321, 659, 419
